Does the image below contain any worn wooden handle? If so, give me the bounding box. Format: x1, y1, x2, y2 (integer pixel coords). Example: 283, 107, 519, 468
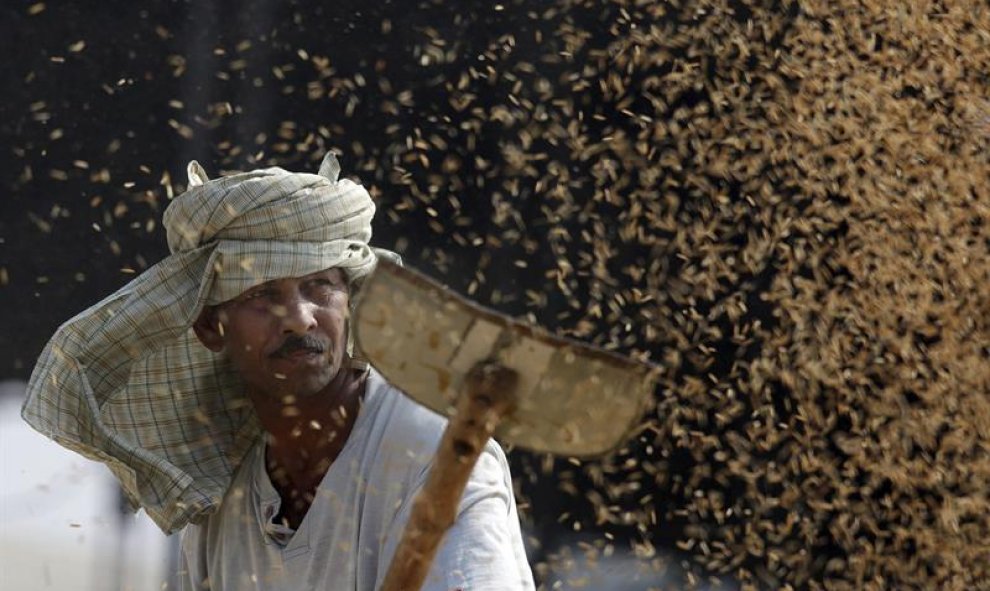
379, 362, 518, 591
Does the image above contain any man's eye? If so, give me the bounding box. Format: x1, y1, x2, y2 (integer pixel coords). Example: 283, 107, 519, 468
305, 279, 344, 299
245, 290, 272, 300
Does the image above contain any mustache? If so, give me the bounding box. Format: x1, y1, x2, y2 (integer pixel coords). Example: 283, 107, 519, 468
270, 334, 328, 358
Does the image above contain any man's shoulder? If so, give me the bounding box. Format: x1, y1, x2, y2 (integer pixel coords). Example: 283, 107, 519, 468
364, 369, 509, 478
364, 369, 449, 465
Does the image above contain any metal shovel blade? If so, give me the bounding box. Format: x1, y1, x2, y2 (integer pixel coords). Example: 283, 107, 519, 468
354, 260, 659, 457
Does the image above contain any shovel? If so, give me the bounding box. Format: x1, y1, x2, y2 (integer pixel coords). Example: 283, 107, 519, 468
354, 260, 659, 591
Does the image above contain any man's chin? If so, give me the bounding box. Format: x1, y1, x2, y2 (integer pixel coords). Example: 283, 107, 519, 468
270, 363, 339, 395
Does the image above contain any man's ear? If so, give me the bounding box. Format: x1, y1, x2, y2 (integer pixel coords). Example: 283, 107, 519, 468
192, 306, 226, 352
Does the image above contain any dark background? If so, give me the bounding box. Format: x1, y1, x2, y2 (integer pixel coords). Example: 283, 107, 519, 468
2, 0, 676, 375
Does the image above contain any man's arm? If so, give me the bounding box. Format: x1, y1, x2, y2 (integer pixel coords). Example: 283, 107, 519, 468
378, 440, 535, 591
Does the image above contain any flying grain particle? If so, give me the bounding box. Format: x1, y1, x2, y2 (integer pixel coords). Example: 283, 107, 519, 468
167, 119, 195, 139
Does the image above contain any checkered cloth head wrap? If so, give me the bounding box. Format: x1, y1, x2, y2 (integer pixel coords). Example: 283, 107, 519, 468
21, 154, 399, 533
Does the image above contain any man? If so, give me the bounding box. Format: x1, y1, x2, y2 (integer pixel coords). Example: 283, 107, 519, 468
22, 154, 535, 590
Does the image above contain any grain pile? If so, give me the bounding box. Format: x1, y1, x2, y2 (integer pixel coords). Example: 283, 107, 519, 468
365, 1, 990, 588
498, 1, 990, 589
7, 0, 990, 589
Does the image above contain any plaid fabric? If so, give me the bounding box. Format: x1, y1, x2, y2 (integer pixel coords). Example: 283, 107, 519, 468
21, 154, 398, 534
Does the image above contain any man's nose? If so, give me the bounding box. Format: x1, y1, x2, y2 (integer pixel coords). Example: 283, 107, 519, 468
277, 293, 317, 334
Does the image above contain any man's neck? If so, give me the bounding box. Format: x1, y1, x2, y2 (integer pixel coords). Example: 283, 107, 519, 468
248, 366, 367, 528
252, 365, 362, 438
250, 367, 364, 470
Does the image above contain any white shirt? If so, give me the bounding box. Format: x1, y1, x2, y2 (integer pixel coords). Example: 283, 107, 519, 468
178, 369, 535, 590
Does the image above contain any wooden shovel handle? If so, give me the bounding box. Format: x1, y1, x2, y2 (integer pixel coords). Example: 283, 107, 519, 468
379, 362, 518, 591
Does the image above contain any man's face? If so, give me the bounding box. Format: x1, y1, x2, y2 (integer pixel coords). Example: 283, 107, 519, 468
203, 268, 350, 400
